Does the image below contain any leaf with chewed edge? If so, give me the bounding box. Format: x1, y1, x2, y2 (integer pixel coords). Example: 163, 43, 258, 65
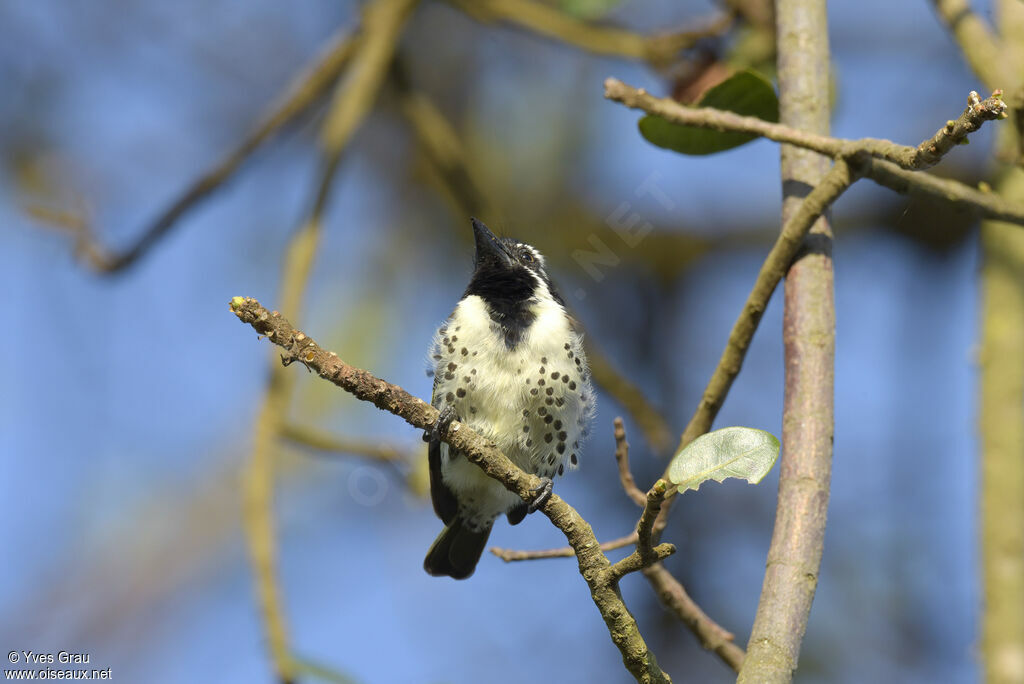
668, 426, 780, 493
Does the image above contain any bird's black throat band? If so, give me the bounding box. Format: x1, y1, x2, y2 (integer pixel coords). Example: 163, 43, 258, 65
464, 268, 537, 350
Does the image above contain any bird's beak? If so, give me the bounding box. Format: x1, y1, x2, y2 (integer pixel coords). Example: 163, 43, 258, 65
471, 218, 511, 267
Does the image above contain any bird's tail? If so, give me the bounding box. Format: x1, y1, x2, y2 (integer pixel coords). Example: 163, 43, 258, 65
424, 517, 492, 580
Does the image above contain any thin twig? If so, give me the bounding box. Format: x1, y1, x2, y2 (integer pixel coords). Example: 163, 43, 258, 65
863, 158, 1024, 226
230, 297, 672, 684
615, 417, 648, 507
451, 0, 734, 66
491, 532, 638, 562
608, 480, 673, 581
71, 27, 360, 274
604, 78, 1009, 170
643, 564, 745, 670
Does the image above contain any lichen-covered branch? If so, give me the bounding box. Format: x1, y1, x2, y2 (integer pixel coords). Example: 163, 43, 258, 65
738, 0, 835, 680
72, 27, 359, 274
230, 297, 672, 684
450, 0, 733, 66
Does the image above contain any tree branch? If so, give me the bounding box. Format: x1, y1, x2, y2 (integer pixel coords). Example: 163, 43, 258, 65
604, 78, 1008, 171
930, 0, 1010, 90
450, 0, 734, 66
642, 564, 745, 671
862, 158, 1024, 226
738, 0, 835, 679
230, 297, 673, 684
615, 417, 649, 507
491, 532, 639, 562
71, 26, 359, 274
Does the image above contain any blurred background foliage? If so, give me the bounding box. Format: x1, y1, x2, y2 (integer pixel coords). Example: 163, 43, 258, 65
0, 0, 997, 682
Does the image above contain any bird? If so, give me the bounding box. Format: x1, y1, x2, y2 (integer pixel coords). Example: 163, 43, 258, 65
423, 218, 595, 579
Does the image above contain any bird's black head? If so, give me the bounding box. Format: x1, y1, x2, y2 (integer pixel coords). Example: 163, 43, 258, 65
463, 218, 562, 347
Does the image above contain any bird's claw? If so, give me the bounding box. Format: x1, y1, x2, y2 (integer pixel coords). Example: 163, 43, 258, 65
527, 477, 553, 513
430, 405, 458, 442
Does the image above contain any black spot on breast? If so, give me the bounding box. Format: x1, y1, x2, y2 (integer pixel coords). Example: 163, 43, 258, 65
569, 381, 577, 391
451, 336, 458, 342
444, 372, 454, 380
522, 409, 530, 417
545, 387, 554, 396
445, 392, 455, 402
471, 368, 477, 375
558, 464, 564, 476
541, 357, 548, 364
544, 415, 553, 424
555, 398, 564, 407
432, 354, 442, 360
551, 372, 560, 380
538, 407, 547, 416
545, 397, 553, 405
526, 439, 533, 447
561, 375, 569, 383
523, 425, 529, 432
461, 348, 468, 356
470, 407, 477, 414
556, 443, 565, 454
456, 388, 466, 397
447, 362, 457, 371
530, 388, 538, 396
544, 433, 553, 443
547, 454, 555, 465
558, 431, 567, 441
538, 378, 545, 386
564, 343, 570, 350
570, 453, 578, 465
553, 420, 562, 430
539, 367, 545, 375
463, 376, 471, 383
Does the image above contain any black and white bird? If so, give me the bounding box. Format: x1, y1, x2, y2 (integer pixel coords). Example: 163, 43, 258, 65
424, 218, 594, 579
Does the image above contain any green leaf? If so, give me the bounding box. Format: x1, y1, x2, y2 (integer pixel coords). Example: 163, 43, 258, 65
638, 69, 779, 155
667, 426, 780, 493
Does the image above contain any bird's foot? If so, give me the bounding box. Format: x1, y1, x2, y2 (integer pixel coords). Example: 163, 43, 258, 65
430, 405, 458, 442
527, 477, 553, 513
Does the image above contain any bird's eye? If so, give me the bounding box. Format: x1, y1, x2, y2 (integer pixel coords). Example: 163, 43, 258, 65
520, 249, 535, 263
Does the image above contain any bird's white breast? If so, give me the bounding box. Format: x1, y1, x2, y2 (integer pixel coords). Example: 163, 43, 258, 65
430, 294, 594, 522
